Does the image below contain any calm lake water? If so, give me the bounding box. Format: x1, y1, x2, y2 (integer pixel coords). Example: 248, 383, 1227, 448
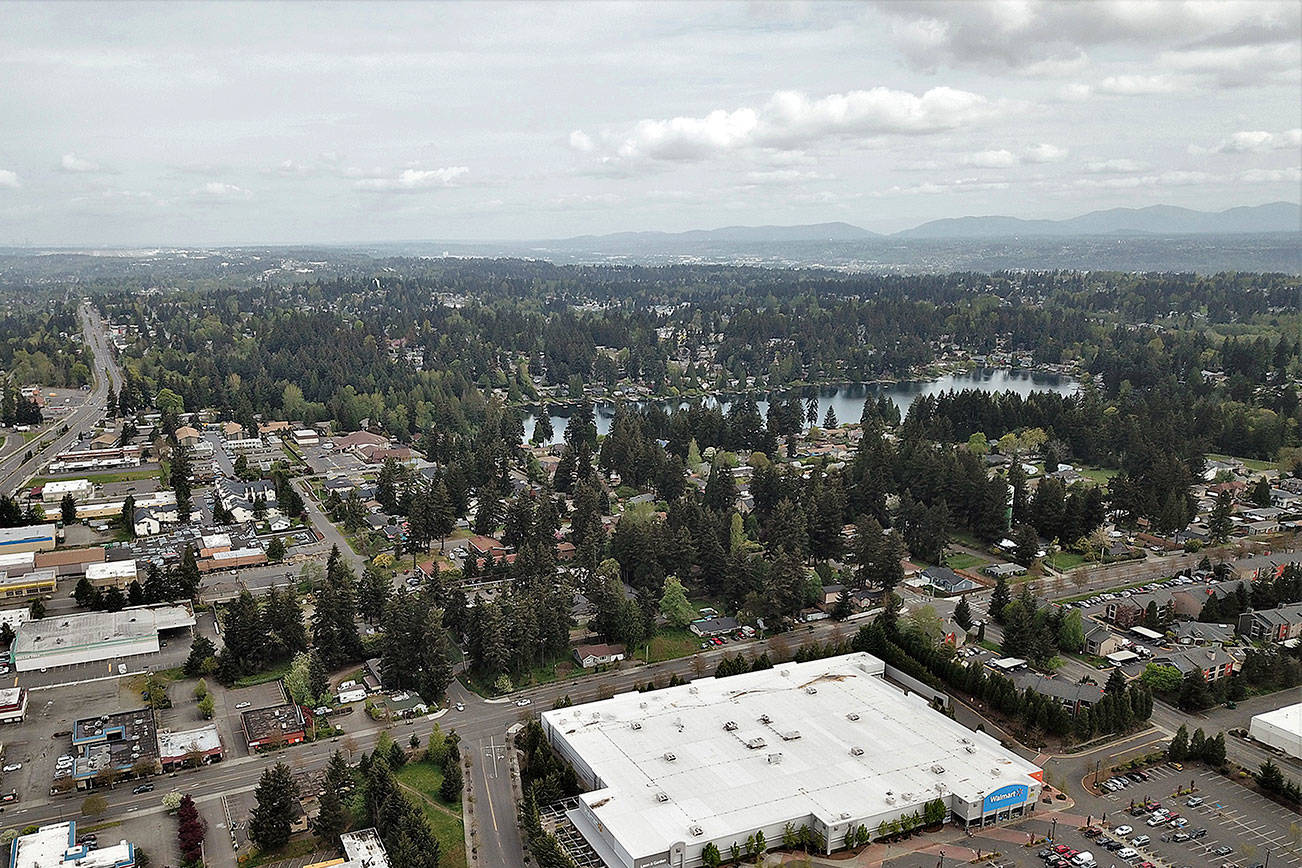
522, 367, 1078, 446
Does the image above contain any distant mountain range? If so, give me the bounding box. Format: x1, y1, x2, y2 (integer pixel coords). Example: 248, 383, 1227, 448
897, 202, 1300, 239
547, 202, 1298, 247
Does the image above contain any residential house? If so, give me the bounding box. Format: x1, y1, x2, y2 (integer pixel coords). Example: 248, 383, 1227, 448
921, 566, 979, 595
689, 616, 740, 637
574, 642, 627, 668
1008, 671, 1104, 714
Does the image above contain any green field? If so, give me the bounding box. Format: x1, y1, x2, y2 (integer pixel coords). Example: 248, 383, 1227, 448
1046, 551, 1088, 571
1079, 466, 1118, 485
30, 468, 159, 485
1205, 453, 1276, 473
944, 552, 985, 571
395, 761, 467, 868
647, 628, 705, 663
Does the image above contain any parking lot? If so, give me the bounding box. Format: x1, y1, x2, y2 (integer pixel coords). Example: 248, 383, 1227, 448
1081, 763, 1300, 868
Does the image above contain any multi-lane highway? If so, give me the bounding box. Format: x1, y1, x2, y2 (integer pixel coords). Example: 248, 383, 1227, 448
0, 302, 122, 496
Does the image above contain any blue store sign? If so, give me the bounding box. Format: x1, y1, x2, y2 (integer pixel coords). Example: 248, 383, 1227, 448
983, 784, 1029, 812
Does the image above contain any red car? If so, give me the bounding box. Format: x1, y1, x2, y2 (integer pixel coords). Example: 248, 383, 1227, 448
1055, 845, 1070, 854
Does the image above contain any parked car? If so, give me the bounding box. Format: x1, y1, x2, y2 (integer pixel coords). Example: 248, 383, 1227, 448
1117, 848, 1139, 860
1186, 797, 1203, 807
2, 764, 20, 773
1114, 826, 1133, 836
1212, 847, 1233, 857
515, 698, 532, 707
131, 783, 154, 794
235, 701, 251, 709
1173, 832, 1191, 843
1131, 836, 1150, 847
1105, 841, 1125, 852
1191, 829, 1208, 839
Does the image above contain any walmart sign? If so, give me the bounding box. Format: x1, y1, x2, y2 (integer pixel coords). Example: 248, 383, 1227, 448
983, 784, 1029, 812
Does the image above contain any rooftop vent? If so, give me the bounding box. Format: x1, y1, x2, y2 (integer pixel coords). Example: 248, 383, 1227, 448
846, 713, 860, 721
663, 752, 677, 762
850, 747, 864, 756
656, 792, 669, 803
805, 687, 818, 695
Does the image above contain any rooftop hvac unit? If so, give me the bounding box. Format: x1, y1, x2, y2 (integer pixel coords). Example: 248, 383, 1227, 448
766, 753, 782, 764
840, 812, 852, 820
630, 722, 642, 730
758, 714, 771, 724
780, 730, 801, 741
656, 792, 669, 803
689, 825, 703, 836
663, 752, 677, 762
805, 686, 818, 694
846, 713, 860, 721
964, 745, 977, 754
850, 747, 864, 756
884, 794, 896, 804
688, 686, 698, 694
990, 768, 1001, 776
745, 737, 767, 750
723, 721, 738, 731
932, 765, 945, 774
639, 702, 647, 710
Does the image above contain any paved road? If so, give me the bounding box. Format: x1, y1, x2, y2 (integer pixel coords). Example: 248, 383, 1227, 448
0, 303, 121, 496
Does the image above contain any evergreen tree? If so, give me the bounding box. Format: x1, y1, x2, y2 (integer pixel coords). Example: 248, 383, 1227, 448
989, 575, 1011, 624
1208, 490, 1234, 544
60, 492, 77, 525
1168, 724, 1189, 760
439, 753, 462, 802
248, 762, 298, 853
953, 596, 973, 631
314, 786, 348, 851
308, 649, 330, 702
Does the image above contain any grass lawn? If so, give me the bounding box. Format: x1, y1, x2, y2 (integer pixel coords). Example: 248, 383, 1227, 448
395, 761, 466, 868
29, 468, 159, 485
944, 552, 985, 571
233, 659, 293, 688
1205, 452, 1276, 473
647, 628, 705, 663
235, 836, 321, 867
1046, 551, 1088, 571
1079, 466, 1118, 485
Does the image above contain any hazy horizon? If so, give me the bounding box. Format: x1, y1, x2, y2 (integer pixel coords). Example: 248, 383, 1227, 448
1, 1, 1299, 246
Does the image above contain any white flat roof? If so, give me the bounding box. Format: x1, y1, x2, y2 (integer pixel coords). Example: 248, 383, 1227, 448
11, 821, 134, 868
1250, 702, 1302, 752
158, 724, 221, 759
544, 652, 1041, 862
13, 605, 195, 665
42, 478, 92, 493
85, 560, 137, 580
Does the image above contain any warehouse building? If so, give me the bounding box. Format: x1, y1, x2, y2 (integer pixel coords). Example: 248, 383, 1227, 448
1249, 703, 1302, 760
40, 478, 95, 504
0, 523, 57, 554
541, 652, 1043, 868
0, 566, 57, 600
9, 605, 195, 671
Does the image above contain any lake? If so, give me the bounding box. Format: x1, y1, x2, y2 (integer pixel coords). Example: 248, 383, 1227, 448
522, 367, 1078, 446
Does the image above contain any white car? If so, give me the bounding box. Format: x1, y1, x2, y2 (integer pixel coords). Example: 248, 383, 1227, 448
515, 698, 532, 707
455, 703, 465, 712
2, 763, 20, 772
1116, 848, 1138, 860
1131, 835, 1150, 847
1113, 825, 1133, 836
235, 701, 251, 709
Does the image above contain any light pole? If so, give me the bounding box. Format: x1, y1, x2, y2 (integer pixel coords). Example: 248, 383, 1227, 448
1051, 818, 1058, 842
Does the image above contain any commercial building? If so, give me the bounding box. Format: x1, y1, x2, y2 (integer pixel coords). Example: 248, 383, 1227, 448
9, 820, 136, 868
40, 479, 94, 504
0, 686, 29, 724
303, 828, 391, 868
10, 605, 195, 671
85, 559, 138, 589
72, 708, 160, 784
0, 523, 57, 554
158, 724, 224, 770
0, 566, 57, 600
542, 652, 1042, 868
241, 703, 307, 750
1248, 703, 1302, 760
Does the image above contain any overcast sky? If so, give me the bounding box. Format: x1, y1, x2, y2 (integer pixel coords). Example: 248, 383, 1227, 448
0, 0, 1298, 245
